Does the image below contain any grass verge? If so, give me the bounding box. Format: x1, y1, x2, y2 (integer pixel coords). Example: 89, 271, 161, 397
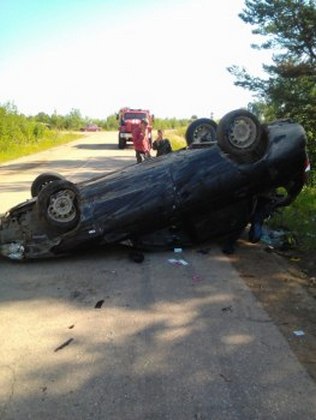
0, 131, 82, 164
268, 186, 316, 252
164, 128, 187, 151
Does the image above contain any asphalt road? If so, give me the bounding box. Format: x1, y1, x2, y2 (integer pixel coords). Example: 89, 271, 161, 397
1, 132, 316, 420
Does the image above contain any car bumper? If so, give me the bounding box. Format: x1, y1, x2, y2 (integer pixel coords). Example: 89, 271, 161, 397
119, 133, 133, 140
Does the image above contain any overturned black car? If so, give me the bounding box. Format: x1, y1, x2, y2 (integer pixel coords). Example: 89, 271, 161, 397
0, 109, 310, 260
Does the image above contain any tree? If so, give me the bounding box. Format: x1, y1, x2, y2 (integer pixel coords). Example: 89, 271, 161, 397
34, 112, 51, 124
64, 108, 84, 130
104, 114, 119, 130
50, 111, 64, 130
228, 0, 316, 168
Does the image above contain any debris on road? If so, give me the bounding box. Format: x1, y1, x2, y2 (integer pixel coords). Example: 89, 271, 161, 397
261, 226, 298, 251
54, 338, 74, 352
222, 305, 233, 312
95, 299, 104, 309
293, 330, 305, 337
174, 247, 183, 253
219, 373, 232, 383
168, 258, 189, 266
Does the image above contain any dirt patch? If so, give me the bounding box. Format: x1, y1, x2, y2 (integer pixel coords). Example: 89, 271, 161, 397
229, 236, 316, 382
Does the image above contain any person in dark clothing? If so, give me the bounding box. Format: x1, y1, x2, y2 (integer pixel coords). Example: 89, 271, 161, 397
152, 129, 172, 157
222, 193, 275, 254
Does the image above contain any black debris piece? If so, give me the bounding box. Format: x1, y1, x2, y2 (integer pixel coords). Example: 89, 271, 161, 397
95, 299, 104, 309
54, 338, 74, 352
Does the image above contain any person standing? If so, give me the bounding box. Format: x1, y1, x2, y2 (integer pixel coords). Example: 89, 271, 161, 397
152, 129, 172, 157
132, 118, 151, 163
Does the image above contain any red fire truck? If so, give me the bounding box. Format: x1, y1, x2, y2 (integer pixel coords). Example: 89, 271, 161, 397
117, 108, 154, 149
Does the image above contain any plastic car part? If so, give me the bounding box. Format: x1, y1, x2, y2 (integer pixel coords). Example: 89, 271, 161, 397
217, 109, 267, 163
31, 172, 65, 197
37, 180, 80, 231
185, 118, 217, 147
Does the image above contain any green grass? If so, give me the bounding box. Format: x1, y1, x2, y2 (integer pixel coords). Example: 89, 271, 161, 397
268, 186, 316, 251
0, 131, 82, 164
164, 128, 187, 150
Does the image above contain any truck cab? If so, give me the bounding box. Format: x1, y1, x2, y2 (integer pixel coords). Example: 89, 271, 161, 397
117, 108, 154, 149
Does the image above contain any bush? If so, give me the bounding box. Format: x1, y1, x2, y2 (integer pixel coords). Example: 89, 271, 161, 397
0, 103, 82, 162
268, 186, 316, 251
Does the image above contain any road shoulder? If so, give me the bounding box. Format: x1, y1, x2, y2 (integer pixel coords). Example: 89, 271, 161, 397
229, 237, 316, 382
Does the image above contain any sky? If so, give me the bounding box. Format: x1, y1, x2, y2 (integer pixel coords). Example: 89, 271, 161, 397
0, 0, 272, 120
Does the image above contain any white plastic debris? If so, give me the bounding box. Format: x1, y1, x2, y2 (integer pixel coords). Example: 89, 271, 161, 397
293, 330, 305, 337
0, 242, 25, 260
168, 258, 189, 266
174, 248, 183, 253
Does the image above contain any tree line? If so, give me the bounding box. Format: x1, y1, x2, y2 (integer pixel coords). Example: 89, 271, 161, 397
33, 111, 191, 131
0, 103, 51, 151
0, 103, 192, 150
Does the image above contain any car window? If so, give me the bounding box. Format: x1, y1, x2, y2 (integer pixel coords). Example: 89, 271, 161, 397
124, 113, 147, 120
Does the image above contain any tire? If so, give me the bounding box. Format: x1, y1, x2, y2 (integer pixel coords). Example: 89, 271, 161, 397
217, 109, 267, 163
31, 172, 65, 197
37, 180, 80, 231
185, 118, 217, 148
118, 135, 126, 149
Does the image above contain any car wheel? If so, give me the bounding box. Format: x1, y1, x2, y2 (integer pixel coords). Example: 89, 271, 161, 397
118, 136, 126, 149
37, 180, 80, 231
185, 118, 217, 148
217, 109, 267, 163
31, 172, 65, 197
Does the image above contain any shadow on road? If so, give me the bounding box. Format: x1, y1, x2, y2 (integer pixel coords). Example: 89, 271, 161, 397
0, 156, 134, 177
0, 244, 315, 419
74, 143, 134, 151
74, 143, 120, 150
